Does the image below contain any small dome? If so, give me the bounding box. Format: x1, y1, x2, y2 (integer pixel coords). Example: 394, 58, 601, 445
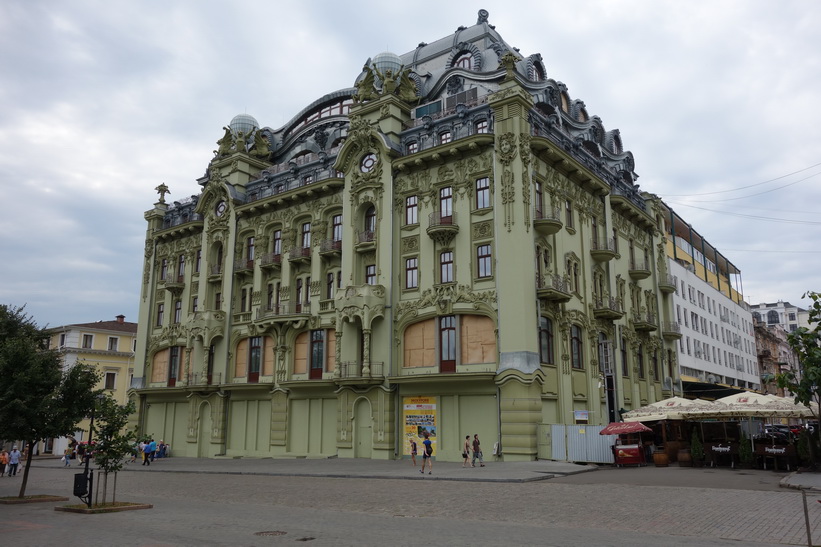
372, 52, 402, 75
229, 114, 259, 136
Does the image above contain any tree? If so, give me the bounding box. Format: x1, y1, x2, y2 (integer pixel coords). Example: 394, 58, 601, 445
0, 304, 101, 497
776, 291, 821, 467
92, 395, 136, 505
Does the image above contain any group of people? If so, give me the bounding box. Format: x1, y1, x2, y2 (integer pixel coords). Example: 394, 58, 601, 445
408, 433, 485, 474
133, 439, 169, 465
0, 446, 22, 477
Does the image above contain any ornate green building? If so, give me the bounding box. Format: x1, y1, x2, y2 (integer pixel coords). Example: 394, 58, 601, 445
131, 9, 678, 461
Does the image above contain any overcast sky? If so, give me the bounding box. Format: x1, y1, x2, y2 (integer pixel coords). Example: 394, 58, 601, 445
1, 0, 819, 328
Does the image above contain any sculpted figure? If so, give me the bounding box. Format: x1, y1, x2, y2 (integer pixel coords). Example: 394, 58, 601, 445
397, 67, 419, 103
215, 126, 234, 157
354, 65, 377, 103
250, 130, 271, 159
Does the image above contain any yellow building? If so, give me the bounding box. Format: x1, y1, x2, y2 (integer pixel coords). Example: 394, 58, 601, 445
131, 10, 679, 461
43, 315, 137, 455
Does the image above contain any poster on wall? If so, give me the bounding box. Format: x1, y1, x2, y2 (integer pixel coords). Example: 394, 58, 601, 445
403, 396, 437, 456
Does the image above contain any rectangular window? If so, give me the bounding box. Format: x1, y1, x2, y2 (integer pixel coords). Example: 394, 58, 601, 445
439, 187, 453, 219
215, 292, 222, 310
160, 259, 168, 281
247, 237, 255, 261
439, 131, 452, 145
273, 230, 282, 255
240, 289, 248, 312
652, 351, 659, 380
474, 119, 488, 134
326, 273, 335, 300
192, 296, 199, 313
565, 200, 573, 228
475, 177, 490, 209
332, 215, 343, 241
248, 336, 262, 382
365, 264, 376, 285
104, 372, 116, 390
570, 325, 583, 369
177, 255, 185, 281
440, 251, 453, 283
440, 316, 456, 373
539, 317, 554, 364
169, 346, 180, 385
405, 257, 419, 289
637, 345, 645, 379
407, 141, 418, 154
405, 196, 418, 225
591, 216, 599, 247
156, 304, 164, 327
621, 337, 629, 377
534, 181, 543, 217
82, 334, 93, 349
301, 222, 311, 248
195, 249, 201, 273
108, 337, 119, 352
612, 228, 619, 253
477, 244, 492, 278
296, 279, 304, 312
310, 330, 325, 379
174, 300, 182, 323
59, 333, 66, 347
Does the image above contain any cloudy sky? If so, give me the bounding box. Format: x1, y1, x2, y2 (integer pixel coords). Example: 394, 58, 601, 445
1, 0, 819, 328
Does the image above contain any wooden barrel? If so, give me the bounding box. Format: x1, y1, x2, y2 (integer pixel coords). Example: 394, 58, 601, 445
677, 449, 692, 467
653, 452, 670, 467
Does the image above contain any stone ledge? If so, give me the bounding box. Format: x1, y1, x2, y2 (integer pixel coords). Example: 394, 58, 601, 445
54, 502, 153, 514
0, 495, 69, 505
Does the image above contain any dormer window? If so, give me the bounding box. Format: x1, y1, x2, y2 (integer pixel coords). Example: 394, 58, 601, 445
453, 51, 472, 69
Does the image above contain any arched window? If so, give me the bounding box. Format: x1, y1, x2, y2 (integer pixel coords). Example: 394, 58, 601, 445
539, 317, 554, 364
453, 51, 473, 69
767, 310, 779, 324
752, 311, 761, 322
364, 206, 376, 233
570, 325, 583, 369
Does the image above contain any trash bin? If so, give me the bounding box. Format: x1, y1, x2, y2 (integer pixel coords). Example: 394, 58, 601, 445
73, 473, 88, 497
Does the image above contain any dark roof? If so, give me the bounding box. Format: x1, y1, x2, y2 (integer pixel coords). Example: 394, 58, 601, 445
54, 320, 138, 334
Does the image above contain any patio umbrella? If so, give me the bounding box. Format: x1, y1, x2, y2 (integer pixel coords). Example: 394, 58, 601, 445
622, 397, 718, 422
687, 393, 814, 419
599, 422, 652, 435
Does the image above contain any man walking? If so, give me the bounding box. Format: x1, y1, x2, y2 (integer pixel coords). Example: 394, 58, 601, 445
8, 446, 22, 476
471, 434, 484, 467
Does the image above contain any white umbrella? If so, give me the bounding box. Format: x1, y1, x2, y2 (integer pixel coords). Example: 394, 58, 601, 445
622, 397, 718, 422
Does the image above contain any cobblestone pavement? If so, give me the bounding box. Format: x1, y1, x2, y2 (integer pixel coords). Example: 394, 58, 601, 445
1, 458, 820, 546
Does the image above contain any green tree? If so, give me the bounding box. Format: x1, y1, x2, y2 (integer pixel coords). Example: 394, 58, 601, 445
0, 304, 101, 497
776, 291, 821, 467
92, 396, 136, 505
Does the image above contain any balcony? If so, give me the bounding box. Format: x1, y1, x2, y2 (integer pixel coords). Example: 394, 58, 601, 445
256, 302, 311, 322
426, 212, 459, 247
628, 259, 651, 281
355, 230, 376, 253
288, 246, 312, 264
186, 372, 222, 387
589, 237, 617, 262
533, 206, 562, 236
592, 296, 624, 320
234, 258, 254, 276
161, 275, 185, 296
632, 311, 658, 332
319, 239, 342, 257
661, 321, 683, 340
336, 361, 385, 386
208, 264, 223, 281
536, 273, 572, 303
259, 252, 282, 270
658, 273, 677, 294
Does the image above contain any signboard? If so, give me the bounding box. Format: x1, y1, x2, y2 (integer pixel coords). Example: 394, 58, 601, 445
403, 396, 437, 456
574, 410, 589, 424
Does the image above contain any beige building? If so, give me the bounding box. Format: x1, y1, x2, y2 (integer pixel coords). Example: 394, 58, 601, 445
130, 10, 679, 461
44, 315, 137, 455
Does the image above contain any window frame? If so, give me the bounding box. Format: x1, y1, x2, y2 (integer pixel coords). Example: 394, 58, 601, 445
104, 371, 117, 390
570, 325, 583, 370
439, 315, 457, 373
477, 244, 492, 279
475, 177, 490, 209
539, 317, 554, 365
248, 336, 262, 383
309, 330, 325, 379
405, 195, 418, 225
440, 250, 454, 283
365, 264, 377, 285
405, 256, 419, 289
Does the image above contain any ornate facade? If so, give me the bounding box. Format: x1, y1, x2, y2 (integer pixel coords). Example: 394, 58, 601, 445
131, 10, 678, 461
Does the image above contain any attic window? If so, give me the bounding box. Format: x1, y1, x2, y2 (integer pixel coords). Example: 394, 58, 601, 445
453, 51, 473, 69
531, 64, 545, 81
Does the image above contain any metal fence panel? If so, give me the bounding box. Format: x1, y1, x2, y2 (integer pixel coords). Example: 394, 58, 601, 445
548, 424, 615, 464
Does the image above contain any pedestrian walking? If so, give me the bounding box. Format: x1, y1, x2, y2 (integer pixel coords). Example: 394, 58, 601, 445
142, 439, 152, 466
8, 446, 22, 476
148, 438, 158, 462
409, 438, 418, 467
0, 449, 8, 477
471, 434, 484, 467
63, 446, 72, 467
462, 435, 471, 467
419, 433, 433, 475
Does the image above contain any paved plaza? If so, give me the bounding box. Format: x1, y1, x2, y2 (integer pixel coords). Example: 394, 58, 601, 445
2, 457, 821, 546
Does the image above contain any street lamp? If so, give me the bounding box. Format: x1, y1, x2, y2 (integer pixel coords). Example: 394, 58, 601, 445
73, 394, 104, 509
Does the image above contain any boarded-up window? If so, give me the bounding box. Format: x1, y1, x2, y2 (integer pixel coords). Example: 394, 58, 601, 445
294, 332, 308, 373
263, 335, 275, 376
461, 315, 496, 364
235, 339, 248, 378
327, 329, 336, 372
151, 349, 168, 383
404, 319, 436, 368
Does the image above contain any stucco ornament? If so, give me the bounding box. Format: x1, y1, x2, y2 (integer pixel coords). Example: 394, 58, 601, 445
155, 183, 170, 204
353, 64, 378, 103
215, 126, 234, 158
250, 130, 271, 160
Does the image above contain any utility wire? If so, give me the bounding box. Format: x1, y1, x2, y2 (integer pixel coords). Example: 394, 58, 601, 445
680, 171, 821, 202
667, 201, 821, 225
662, 161, 821, 197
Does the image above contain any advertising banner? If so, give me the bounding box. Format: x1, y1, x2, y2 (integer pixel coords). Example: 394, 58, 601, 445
403, 396, 437, 456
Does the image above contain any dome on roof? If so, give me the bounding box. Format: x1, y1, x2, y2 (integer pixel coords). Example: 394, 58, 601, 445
372, 52, 402, 75
229, 114, 259, 136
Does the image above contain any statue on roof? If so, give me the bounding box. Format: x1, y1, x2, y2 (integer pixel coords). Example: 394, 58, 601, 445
397, 67, 419, 103
353, 65, 378, 103
374, 66, 400, 95
155, 183, 170, 204
215, 126, 234, 158
250, 129, 271, 160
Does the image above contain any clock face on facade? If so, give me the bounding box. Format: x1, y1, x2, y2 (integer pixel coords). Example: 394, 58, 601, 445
215, 200, 227, 217
360, 153, 377, 173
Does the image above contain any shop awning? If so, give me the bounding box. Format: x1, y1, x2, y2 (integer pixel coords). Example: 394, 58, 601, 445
599, 422, 653, 435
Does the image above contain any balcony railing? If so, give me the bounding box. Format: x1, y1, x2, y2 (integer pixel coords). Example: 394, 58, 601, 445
429, 211, 456, 227
234, 258, 253, 272
337, 361, 384, 379
288, 246, 312, 261
320, 239, 342, 254
258, 252, 282, 268
357, 231, 375, 243
186, 372, 222, 386
256, 302, 310, 319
